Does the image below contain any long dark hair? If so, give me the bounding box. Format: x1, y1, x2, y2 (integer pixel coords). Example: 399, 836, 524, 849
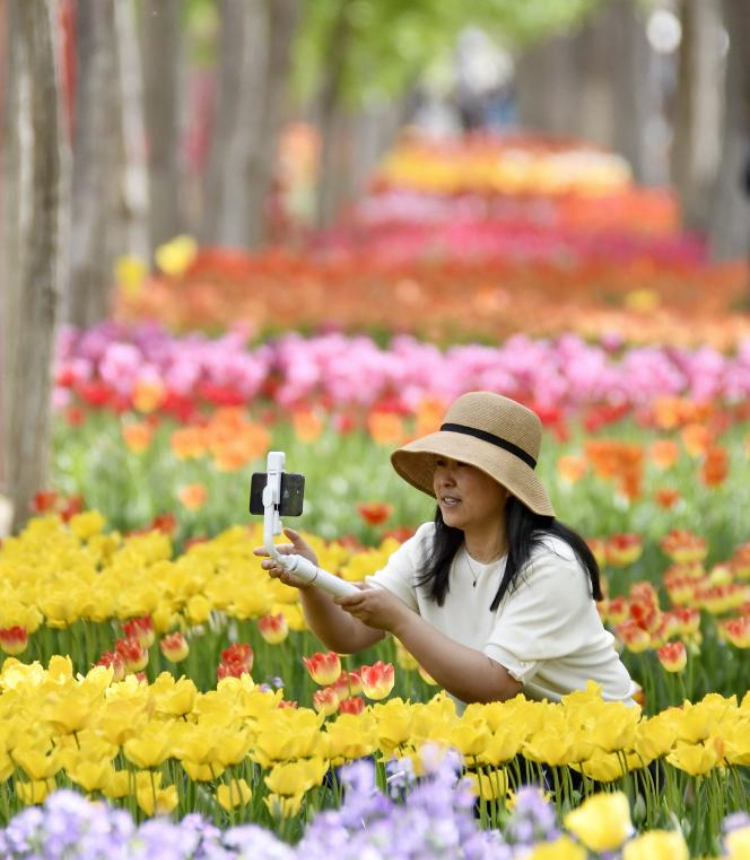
417, 496, 603, 611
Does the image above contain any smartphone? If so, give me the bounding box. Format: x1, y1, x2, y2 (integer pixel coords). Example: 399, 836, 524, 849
249, 472, 305, 516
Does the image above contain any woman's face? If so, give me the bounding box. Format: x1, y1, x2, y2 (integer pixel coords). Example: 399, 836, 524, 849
432, 457, 508, 533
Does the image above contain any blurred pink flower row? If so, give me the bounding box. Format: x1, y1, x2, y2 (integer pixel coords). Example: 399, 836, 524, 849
54, 322, 750, 418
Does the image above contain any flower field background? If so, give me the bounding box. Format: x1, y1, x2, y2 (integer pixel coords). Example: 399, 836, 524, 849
2, 135, 749, 857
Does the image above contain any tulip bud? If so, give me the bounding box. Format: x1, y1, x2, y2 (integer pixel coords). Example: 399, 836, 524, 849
96, 650, 125, 682
0, 626, 28, 656
160, 632, 189, 663
312, 687, 339, 716
258, 613, 289, 645
360, 661, 395, 700
122, 615, 155, 649
303, 651, 341, 686
656, 641, 687, 673
338, 696, 366, 715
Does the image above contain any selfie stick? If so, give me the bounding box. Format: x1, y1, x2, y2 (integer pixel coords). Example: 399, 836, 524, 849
263, 452, 358, 598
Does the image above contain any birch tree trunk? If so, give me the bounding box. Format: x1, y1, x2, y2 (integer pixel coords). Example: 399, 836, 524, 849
1, 0, 68, 532
113, 0, 150, 262
672, 0, 723, 232
67, 0, 117, 328
142, 0, 182, 248
707, 0, 750, 261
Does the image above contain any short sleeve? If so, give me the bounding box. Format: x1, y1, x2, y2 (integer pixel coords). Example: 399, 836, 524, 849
483, 539, 596, 684
365, 522, 434, 613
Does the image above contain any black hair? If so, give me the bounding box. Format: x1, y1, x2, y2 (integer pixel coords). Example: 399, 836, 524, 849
417, 496, 603, 611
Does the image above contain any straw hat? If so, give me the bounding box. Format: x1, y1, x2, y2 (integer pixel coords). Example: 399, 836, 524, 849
391, 392, 555, 517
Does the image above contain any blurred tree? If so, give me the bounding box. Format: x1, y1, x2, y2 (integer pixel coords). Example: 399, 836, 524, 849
1, 0, 68, 531
707, 0, 750, 262
201, 0, 300, 247
672, 0, 723, 233
142, 0, 184, 248
515, 0, 652, 183
113, 0, 151, 263
66, 0, 118, 328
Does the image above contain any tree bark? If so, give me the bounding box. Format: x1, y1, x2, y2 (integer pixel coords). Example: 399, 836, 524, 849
142, 0, 182, 248
200, 0, 246, 245
67, 0, 117, 328
672, 0, 723, 232
244, 0, 300, 247
707, 0, 750, 261
113, 0, 151, 262
1, 0, 68, 532
315, 0, 355, 231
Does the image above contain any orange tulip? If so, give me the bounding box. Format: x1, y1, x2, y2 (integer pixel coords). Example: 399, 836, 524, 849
367, 411, 405, 445
132, 378, 166, 413
654, 487, 680, 509
292, 409, 324, 443
122, 422, 154, 454
701, 447, 728, 487
649, 439, 680, 469
681, 423, 711, 457
178, 483, 208, 511
557, 455, 587, 483
357, 502, 393, 526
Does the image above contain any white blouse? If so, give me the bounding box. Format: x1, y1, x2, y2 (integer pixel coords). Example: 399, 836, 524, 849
367, 522, 637, 705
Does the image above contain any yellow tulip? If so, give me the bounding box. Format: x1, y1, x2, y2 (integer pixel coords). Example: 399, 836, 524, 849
172, 724, 222, 766
16, 778, 54, 805
182, 760, 225, 782
115, 254, 148, 299
136, 782, 179, 816
67, 760, 115, 793
635, 713, 679, 761
666, 740, 721, 776
447, 721, 491, 758
725, 827, 750, 860
102, 769, 131, 799
123, 723, 174, 769
14, 746, 63, 781
43, 691, 92, 736
526, 836, 587, 860
214, 729, 252, 768
264, 791, 303, 819
723, 721, 750, 765
154, 235, 197, 278
264, 756, 329, 796
324, 714, 377, 764
151, 674, 198, 718
623, 831, 689, 860
523, 733, 574, 767
466, 767, 508, 801
217, 778, 252, 811
564, 791, 633, 851
69, 510, 106, 541
477, 726, 523, 766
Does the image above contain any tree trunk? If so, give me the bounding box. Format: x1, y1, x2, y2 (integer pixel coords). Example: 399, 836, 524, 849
607, 0, 653, 184
244, 0, 300, 248
67, 0, 117, 328
514, 32, 581, 139
707, 0, 750, 261
515, 1, 655, 183
1, 0, 67, 533
672, 0, 723, 232
200, 0, 246, 245
315, 0, 355, 230
142, 0, 182, 248
113, 0, 150, 262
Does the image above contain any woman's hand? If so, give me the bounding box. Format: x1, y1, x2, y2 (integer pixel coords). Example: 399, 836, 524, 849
253, 528, 319, 590
334, 584, 411, 633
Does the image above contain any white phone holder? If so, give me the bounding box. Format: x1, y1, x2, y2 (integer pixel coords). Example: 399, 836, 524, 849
262, 451, 358, 598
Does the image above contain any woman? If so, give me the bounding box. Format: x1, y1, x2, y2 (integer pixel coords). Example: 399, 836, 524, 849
257, 391, 636, 707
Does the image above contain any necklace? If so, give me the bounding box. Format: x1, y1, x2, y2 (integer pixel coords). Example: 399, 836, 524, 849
464, 548, 504, 587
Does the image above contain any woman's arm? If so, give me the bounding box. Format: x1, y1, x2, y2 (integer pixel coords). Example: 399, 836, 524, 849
336, 587, 522, 703
300, 586, 385, 653
255, 528, 384, 654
